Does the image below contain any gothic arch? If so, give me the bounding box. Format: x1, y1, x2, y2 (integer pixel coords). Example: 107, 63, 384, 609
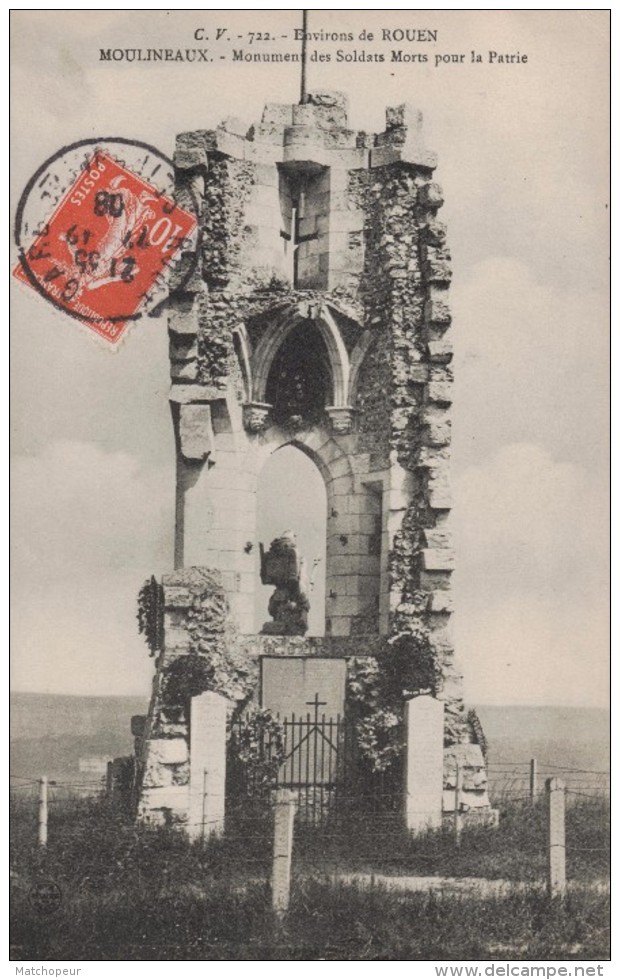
251, 305, 350, 409
232, 325, 253, 401
289, 436, 355, 491
349, 330, 378, 405
253, 425, 356, 492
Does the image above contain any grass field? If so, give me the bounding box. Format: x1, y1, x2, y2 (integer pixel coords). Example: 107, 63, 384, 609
10, 876, 610, 961
10, 793, 610, 961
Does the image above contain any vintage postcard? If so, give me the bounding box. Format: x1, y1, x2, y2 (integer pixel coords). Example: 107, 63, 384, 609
10, 9, 610, 967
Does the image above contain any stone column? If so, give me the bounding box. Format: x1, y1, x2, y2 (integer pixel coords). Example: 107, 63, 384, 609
188, 691, 229, 840
404, 695, 444, 833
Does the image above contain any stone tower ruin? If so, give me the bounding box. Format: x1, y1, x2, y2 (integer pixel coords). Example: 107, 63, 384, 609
129, 91, 492, 832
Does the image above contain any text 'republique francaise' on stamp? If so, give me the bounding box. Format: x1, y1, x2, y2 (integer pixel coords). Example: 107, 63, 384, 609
13, 138, 199, 346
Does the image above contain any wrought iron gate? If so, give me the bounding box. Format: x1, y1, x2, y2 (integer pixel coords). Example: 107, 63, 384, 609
227, 708, 402, 824
278, 711, 346, 821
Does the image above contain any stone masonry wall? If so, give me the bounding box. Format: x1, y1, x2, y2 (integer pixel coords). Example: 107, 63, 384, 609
349, 145, 465, 742
136, 567, 255, 826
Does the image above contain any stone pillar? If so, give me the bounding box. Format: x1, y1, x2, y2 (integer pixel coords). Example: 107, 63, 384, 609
404, 695, 444, 833
175, 432, 258, 635
188, 691, 229, 840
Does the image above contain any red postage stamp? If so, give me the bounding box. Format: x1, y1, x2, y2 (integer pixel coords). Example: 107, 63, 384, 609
14, 148, 197, 345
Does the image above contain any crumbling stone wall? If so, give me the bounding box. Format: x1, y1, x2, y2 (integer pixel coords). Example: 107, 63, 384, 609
349, 154, 464, 743
200, 156, 256, 289
136, 568, 255, 826
355, 332, 392, 472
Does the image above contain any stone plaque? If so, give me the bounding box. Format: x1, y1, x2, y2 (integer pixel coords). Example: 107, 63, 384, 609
261, 657, 346, 720
261, 657, 347, 794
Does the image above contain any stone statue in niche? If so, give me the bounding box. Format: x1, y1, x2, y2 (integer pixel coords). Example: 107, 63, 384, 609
259, 531, 310, 635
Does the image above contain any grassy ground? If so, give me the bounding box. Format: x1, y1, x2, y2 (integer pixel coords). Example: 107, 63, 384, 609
293, 796, 610, 883
10, 795, 610, 960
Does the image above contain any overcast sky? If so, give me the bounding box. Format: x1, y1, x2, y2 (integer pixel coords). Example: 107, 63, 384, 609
10, 10, 609, 706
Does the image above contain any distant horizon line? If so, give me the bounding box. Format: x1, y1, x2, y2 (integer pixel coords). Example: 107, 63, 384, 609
9, 689, 610, 712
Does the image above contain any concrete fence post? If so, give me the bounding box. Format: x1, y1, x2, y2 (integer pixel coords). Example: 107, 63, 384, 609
530, 758, 538, 802
37, 776, 48, 848
272, 789, 296, 916
546, 777, 566, 899
189, 691, 229, 841
454, 764, 463, 848
404, 696, 444, 834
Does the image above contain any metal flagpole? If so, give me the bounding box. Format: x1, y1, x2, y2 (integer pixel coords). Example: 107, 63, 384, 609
300, 10, 308, 103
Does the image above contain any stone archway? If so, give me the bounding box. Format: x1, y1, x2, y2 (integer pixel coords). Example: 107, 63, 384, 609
255, 443, 327, 635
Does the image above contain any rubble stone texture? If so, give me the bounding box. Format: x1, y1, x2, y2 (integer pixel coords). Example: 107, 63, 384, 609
133, 92, 491, 827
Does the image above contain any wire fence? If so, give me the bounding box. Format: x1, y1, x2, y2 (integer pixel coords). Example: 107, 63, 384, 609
11, 757, 610, 892
10, 758, 610, 882
485, 759, 610, 804
10, 756, 610, 809
10, 774, 106, 801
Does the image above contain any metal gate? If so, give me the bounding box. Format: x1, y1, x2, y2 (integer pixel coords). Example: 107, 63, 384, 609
227, 708, 402, 824
278, 711, 346, 822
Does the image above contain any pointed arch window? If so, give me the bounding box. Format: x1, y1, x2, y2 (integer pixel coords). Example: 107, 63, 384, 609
265, 322, 332, 428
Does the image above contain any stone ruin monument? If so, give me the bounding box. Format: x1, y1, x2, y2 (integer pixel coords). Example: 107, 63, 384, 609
124, 89, 495, 834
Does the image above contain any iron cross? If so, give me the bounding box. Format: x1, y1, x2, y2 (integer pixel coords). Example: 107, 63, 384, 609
280, 200, 318, 286
306, 691, 327, 722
